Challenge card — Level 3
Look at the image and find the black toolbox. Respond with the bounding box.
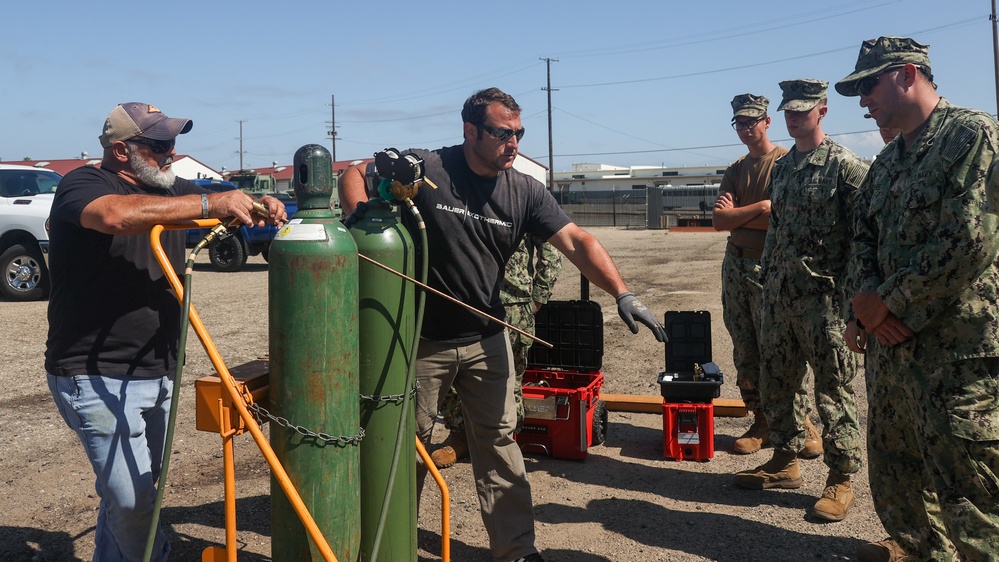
[527,300,603,372]
[519,299,607,460]
[657,310,723,403]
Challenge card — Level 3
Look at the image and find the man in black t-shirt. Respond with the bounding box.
[45,102,286,562]
[340,88,665,562]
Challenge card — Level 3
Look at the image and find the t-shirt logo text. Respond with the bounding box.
[436,204,513,228]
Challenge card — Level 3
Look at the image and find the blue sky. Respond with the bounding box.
[1,0,994,174]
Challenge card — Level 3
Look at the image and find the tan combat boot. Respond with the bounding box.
[430,431,469,469]
[732,409,770,454]
[799,415,823,459]
[856,538,911,562]
[813,471,854,521]
[734,449,802,489]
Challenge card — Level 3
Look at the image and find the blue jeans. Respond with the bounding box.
[48,373,173,562]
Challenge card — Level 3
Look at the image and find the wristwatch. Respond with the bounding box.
[201,193,209,219]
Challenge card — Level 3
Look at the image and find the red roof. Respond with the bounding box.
[236,160,373,179]
[333,158,373,174]
[2,155,210,177]
[234,165,294,181]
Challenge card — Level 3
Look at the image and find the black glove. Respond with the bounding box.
[616,292,668,342]
[341,200,369,229]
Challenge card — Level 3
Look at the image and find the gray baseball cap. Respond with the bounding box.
[99,102,193,148]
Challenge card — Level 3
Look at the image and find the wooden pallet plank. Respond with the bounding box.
[601,393,748,417]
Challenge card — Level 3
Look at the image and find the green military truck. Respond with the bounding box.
[227,170,279,197]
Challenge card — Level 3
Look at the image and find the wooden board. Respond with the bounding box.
[601,393,748,418]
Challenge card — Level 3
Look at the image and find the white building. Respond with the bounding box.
[551,162,726,210]
[512,153,549,185]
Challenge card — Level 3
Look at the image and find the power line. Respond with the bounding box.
[557,0,901,59]
[335,60,543,107]
[553,128,882,159]
[560,17,980,89]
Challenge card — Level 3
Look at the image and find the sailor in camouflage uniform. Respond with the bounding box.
[432,234,563,468]
[735,79,867,524]
[838,36,999,562]
[714,94,815,456]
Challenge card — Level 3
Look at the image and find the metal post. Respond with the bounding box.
[992,0,999,116]
[612,186,617,227]
[330,95,338,163]
[236,120,245,171]
[540,57,559,192]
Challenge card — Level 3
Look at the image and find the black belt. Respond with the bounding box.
[726,242,762,260]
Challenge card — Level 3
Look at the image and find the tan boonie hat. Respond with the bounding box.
[731,94,769,121]
[835,36,931,97]
[777,79,829,112]
[99,102,193,148]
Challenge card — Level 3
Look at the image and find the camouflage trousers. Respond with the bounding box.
[721,253,765,411]
[440,302,536,433]
[759,292,862,475]
[866,341,999,561]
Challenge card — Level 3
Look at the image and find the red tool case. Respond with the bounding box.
[516,299,607,460]
[658,310,723,461]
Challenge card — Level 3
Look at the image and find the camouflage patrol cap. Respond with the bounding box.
[835,36,931,97]
[777,79,828,112]
[730,94,769,121]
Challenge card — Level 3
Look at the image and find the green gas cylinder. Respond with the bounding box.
[268,144,360,561]
[349,199,418,561]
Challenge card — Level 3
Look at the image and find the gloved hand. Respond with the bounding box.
[616,292,668,342]
[341,200,369,229]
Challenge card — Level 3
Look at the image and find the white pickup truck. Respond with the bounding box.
[0,164,62,301]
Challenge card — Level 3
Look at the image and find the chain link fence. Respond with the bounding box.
[555,187,717,229]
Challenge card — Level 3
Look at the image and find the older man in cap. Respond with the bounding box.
[46,102,286,561]
[713,94,803,455]
[837,36,999,561]
[734,79,868,524]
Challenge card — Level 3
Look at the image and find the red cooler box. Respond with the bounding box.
[516,300,607,460]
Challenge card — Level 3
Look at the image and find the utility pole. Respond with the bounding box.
[540,57,559,195]
[326,94,339,163]
[992,0,999,116]
[236,119,247,171]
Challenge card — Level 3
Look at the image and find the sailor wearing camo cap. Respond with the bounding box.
[839,36,999,562]
[735,78,867,528]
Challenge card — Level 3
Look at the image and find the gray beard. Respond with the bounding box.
[129,150,176,190]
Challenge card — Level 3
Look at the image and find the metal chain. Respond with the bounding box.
[359,386,418,404]
[248,403,365,446]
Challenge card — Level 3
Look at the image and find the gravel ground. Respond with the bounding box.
[0,227,887,561]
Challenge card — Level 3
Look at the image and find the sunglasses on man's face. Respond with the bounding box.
[856,65,905,97]
[479,123,526,143]
[129,137,176,154]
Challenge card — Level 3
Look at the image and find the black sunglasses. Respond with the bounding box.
[129,137,176,154]
[479,123,525,143]
[856,65,905,97]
